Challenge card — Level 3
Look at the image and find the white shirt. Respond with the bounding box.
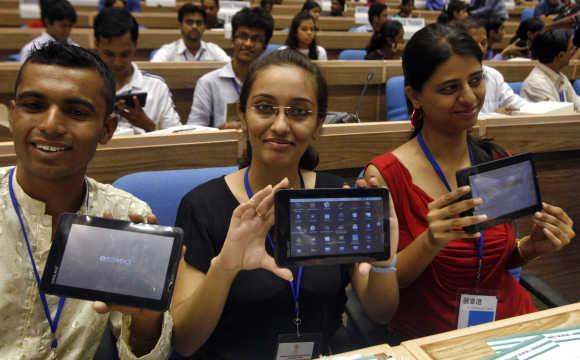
[187,62,241,128]
[151,39,230,62]
[521,62,580,111]
[278,45,328,60]
[116,63,182,135]
[0,166,173,360]
[481,65,530,114]
[351,24,373,32]
[19,32,78,63]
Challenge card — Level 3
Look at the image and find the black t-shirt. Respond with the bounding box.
[175,173,350,360]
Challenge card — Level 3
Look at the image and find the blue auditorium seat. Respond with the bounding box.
[338,49,366,60]
[385,75,408,120]
[507,81,523,95]
[521,8,534,21]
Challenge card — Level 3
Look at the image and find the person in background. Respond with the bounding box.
[281,12,328,60]
[187,7,274,128]
[327,0,346,16]
[260,0,275,14]
[1,41,173,359]
[484,16,505,59]
[437,0,470,25]
[494,18,545,60]
[455,18,530,114]
[398,0,415,18]
[352,2,389,32]
[522,28,580,110]
[202,0,225,29]
[94,9,181,135]
[173,49,399,359]
[470,0,508,21]
[365,20,405,60]
[20,0,77,62]
[100,0,140,12]
[301,0,323,27]
[365,23,574,340]
[534,0,565,21]
[151,4,230,62]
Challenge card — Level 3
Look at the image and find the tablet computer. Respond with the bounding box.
[456,153,542,234]
[115,92,147,108]
[274,188,390,266]
[40,213,183,311]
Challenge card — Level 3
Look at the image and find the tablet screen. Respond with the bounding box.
[54,224,174,300]
[289,196,386,257]
[469,160,538,220]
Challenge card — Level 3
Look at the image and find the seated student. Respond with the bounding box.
[0,42,172,359]
[260,0,275,15]
[365,20,405,60]
[436,0,470,25]
[534,0,565,21]
[172,49,399,359]
[94,9,181,135]
[365,24,574,340]
[99,0,140,12]
[352,3,389,32]
[325,0,346,16]
[492,18,545,60]
[397,0,415,18]
[151,4,230,62]
[521,29,580,111]
[484,16,505,59]
[20,0,77,63]
[455,18,530,114]
[187,7,274,129]
[301,0,323,28]
[280,12,328,60]
[202,0,225,29]
[469,0,508,21]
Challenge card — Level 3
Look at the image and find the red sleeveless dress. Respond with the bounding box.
[369,152,536,339]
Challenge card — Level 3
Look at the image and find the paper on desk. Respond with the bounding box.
[512,101,575,116]
[486,335,577,360]
[142,124,220,135]
[486,325,580,354]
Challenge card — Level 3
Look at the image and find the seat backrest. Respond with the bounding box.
[521,8,534,21]
[263,43,282,56]
[338,49,366,60]
[112,166,237,226]
[574,80,580,95]
[507,81,523,95]
[386,75,409,121]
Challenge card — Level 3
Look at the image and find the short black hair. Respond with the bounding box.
[368,3,387,24]
[531,28,572,64]
[260,0,274,7]
[485,16,504,36]
[103,0,127,8]
[202,0,219,9]
[512,18,544,43]
[178,3,207,24]
[231,7,274,45]
[94,8,139,44]
[574,27,580,48]
[41,0,77,26]
[15,42,116,118]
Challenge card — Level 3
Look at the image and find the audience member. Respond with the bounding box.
[470,0,508,21]
[201,0,225,29]
[187,7,274,128]
[365,23,574,340]
[534,0,565,20]
[172,49,399,359]
[94,9,181,135]
[494,18,545,60]
[456,19,530,114]
[100,0,140,11]
[484,16,505,59]
[352,3,389,32]
[281,12,328,60]
[326,0,346,16]
[301,0,323,25]
[522,28,580,110]
[398,0,415,17]
[437,0,470,25]
[151,4,230,62]
[260,0,275,14]
[365,20,405,60]
[0,42,172,359]
[20,0,77,63]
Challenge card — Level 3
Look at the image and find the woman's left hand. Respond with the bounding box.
[519,202,575,261]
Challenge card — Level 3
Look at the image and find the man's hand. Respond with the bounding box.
[115,96,157,132]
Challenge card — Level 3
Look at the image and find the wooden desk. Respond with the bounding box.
[0,9,94,27]
[401,302,580,359]
[317,343,415,359]
[0,28,93,51]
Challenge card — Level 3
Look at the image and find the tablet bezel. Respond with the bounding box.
[456,152,542,233]
[40,213,183,311]
[274,188,390,266]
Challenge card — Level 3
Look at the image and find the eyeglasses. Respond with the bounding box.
[234,32,266,44]
[251,103,314,120]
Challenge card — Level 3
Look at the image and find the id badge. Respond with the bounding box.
[457,289,498,329]
[275,333,322,360]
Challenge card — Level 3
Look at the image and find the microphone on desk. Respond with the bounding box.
[324,71,375,124]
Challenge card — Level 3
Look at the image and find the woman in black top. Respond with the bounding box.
[171,50,399,359]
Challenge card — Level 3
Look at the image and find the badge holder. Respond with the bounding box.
[456,287,498,329]
[275,319,323,360]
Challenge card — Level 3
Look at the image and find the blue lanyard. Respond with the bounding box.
[417,133,485,287]
[231,78,240,96]
[243,165,305,329]
[8,167,66,349]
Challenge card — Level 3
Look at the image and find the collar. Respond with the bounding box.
[176,38,207,59]
[217,62,239,81]
[117,63,143,94]
[536,62,567,87]
[40,31,74,45]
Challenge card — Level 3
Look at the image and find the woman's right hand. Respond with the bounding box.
[213,178,294,281]
[425,186,488,250]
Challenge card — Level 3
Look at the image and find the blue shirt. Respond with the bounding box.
[470,0,508,20]
[534,0,564,17]
[426,0,446,10]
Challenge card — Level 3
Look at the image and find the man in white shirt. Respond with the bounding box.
[94,9,182,135]
[20,0,78,62]
[151,4,230,62]
[522,28,580,111]
[2,42,172,359]
[187,7,274,128]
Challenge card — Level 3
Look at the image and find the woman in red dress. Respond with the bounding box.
[365,24,575,340]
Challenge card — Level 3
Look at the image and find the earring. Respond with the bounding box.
[410,108,423,129]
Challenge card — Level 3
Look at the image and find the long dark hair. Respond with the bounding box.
[366,20,404,57]
[436,0,469,25]
[285,12,319,60]
[238,49,328,170]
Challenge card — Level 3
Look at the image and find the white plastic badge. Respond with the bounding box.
[457,293,498,329]
[354,7,369,25]
[275,342,314,360]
